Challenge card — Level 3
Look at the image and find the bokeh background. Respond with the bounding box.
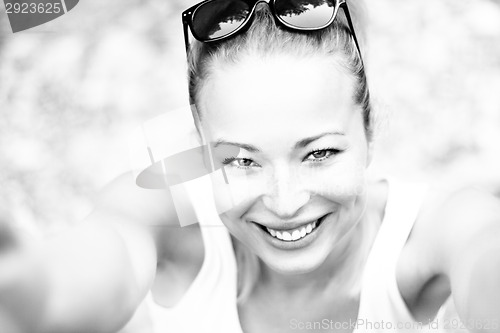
[1,0,500,235]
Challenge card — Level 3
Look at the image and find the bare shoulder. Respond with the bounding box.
[407,181,500,275]
[93,171,204,267]
[94,171,179,227]
[96,172,205,302]
[395,181,500,320]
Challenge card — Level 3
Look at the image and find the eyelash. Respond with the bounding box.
[221,148,341,169]
[222,157,260,169]
[303,148,342,163]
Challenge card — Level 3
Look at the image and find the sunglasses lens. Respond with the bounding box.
[275,0,336,28]
[193,0,251,40]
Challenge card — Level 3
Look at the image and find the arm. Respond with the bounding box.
[1,171,177,333]
[41,216,157,333]
[438,188,500,333]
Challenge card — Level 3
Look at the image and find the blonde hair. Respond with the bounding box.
[187,0,372,139]
[185,0,372,303]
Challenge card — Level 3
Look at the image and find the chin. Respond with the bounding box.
[262,248,332,276]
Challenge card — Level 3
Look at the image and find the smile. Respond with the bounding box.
[254,214,329,243]
[266,220,318,241]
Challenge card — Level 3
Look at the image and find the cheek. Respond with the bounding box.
[323,164,366,198]
[210,169,268,213]
[303,150,368,205]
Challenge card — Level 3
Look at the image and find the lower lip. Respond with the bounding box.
[252,213,331,250]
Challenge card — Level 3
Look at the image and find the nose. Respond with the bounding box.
[262,166,311,219]
[254,1,272,14]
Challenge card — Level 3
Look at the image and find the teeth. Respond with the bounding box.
[267,228,276,237]
[264,219,321,242]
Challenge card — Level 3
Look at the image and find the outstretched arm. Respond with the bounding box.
[439,188,500,333]
[0,171,176,333]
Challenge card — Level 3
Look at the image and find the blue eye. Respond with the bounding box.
[222,157,261,169]
[304,148,341,162]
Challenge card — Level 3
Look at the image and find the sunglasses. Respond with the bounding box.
[182,0,362,59]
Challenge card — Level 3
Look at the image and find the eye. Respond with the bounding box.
[303,148,341,162]
[222,157,261,169]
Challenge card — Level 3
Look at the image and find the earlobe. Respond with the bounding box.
[366,141,374,167]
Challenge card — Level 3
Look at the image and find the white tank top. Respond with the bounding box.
[136,176,464,333]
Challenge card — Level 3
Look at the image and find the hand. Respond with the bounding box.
[0,212,45,333]
[0,213,18,251]
[0,210,28,286]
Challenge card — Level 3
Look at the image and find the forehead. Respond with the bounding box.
[199,54,360,144]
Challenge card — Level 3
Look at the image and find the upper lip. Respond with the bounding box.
[251,213,329,231]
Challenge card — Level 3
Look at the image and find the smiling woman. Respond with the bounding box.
[171,0,393,329]
[201,54,371,284]
[187,0,374,301]
[1,1,500,333]
[156,0,500,332]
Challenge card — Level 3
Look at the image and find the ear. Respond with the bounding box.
[366,140,374,167]
[190,103,206,145]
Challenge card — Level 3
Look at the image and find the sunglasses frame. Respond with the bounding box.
[182,0,362,60]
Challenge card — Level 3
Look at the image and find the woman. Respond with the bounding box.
[1,0,500,332]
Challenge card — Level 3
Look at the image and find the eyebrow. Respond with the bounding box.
[294,131,345,149]
[213,140,260,153]
[213,132,344,153]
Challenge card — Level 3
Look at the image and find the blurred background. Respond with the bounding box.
[0,0,500,234]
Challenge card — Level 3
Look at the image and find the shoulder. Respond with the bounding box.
[93,171,206,309]
[95,171,179,227]
[394,181,500,319]
[407,181,500,276]
[95,171,204,266]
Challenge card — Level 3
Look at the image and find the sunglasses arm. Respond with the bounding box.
[183,20,191,56]
[342,3,364,66]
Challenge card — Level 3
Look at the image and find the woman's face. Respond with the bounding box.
[198,53,372,275]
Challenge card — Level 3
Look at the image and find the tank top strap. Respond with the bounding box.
[356,177,430,332]
[366,177,429,271]
[143,174,242,333]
